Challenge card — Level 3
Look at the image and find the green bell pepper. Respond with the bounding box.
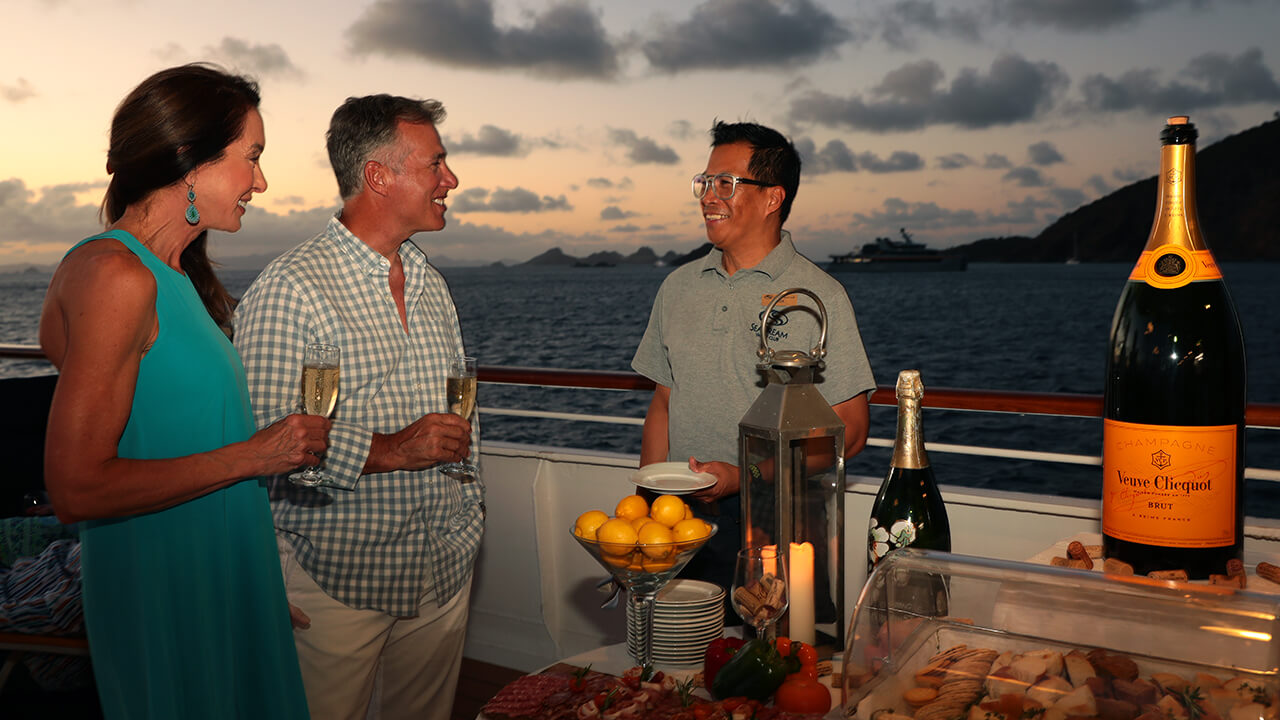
[710,638,798,701]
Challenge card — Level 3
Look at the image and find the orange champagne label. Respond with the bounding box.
[1103,419,1236,548]
[1128,246,1222,289]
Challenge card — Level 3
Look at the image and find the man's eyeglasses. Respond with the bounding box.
[691,172,778,200]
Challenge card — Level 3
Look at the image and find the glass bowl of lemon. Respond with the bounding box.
[572,493,718,669]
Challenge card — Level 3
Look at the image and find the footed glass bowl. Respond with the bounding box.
[572,522,718,669]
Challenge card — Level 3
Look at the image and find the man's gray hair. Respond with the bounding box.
[326,95,446,199]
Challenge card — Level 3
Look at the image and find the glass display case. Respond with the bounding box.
[843,549,1280,720]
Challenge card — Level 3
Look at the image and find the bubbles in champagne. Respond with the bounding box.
[301,365,339,417]
[448,376,477,420]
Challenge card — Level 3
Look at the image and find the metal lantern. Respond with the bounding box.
[739,288,846,651]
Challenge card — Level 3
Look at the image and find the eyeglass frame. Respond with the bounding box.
[691,172,779,200]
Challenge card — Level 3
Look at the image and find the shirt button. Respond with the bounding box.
[721,306,728,312]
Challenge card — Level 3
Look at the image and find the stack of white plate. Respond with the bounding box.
[626,579,725,666]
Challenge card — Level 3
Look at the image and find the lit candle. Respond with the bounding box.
[789,542,815,645]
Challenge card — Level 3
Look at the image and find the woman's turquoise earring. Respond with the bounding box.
[185,184,200,225]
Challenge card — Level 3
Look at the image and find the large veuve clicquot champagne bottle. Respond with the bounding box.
[868,370,951,575]
[1103,116,1246,579]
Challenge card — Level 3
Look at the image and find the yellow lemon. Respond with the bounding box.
[683,503,694,521]
[595,518,638,555]
[575,510,610,538]
[615,494,649,521]
[672,518,710,544]
[649,494,686,528]
[630,516,654,532]
[637,522,675,560]
[643,556,676,572]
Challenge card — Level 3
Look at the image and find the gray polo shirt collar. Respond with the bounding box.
[698,230,798,280]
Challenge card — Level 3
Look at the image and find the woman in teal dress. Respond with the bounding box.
[38,65,330,719]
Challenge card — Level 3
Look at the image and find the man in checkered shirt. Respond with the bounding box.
[233,95,482,720]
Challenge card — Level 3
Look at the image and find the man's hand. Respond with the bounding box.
[367,413,471,473]
[289,602,311,630]
[688,457,739,503]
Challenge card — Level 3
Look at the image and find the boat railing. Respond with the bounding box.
[5,344,1278,482]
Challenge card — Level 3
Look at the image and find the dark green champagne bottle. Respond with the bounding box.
[1103,116,1246,579]
[867,370,951,575]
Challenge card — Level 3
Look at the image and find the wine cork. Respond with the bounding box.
[1256,561,1280,584]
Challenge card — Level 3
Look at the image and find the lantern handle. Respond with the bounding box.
[756,287,828,365]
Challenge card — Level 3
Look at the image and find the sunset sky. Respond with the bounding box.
[3,0,1278,267]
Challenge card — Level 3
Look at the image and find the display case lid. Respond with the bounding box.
[844,549,1280,718]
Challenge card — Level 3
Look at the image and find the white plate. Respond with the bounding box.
[630,462,715,494]
[656,579,725,604]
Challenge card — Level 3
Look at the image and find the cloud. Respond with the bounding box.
[856,150,924,173]
[875,0,982,50]
[790,54,1068,132]
[608,129,680,165]
[983,153,1013,169]
[347,0,619,80]
[1027,141,1064,166]
[205,37,304,79]
[1086,174,1113,196]
[450,186,573,213]
[989,0,1152,32]
[1080,47,1280,114]
[600,206,637,220]
[668,120,697,141]
[796,138,856,174]
[1113,165,1148,183]
[2,78,37,103]
[795,138,922,174]
[850,197,982,231]
[1002,166,1048,187]
[1049,187,1087,210]
[0,179,104,258]
[585,177,632,190]
[609,223,642,233]
[641,0,850,73]
[987,194,1056,225]
[448,125,550,157]
[936,153,974,170]
[272,195,309,206]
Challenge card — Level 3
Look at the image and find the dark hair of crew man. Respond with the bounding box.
[710,121,802,225]
[327,94,447,200]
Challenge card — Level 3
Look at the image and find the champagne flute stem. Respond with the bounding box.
[629,590,657,673]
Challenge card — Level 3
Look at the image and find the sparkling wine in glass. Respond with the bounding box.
[732,546,789,639]
[440,355,478,481]
[289,343,340,487]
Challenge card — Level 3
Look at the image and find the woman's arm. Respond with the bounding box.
[41,244,327,524]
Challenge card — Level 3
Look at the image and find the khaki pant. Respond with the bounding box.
[279,538,471,720]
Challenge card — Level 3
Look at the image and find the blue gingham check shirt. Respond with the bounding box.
[233,215,484,616]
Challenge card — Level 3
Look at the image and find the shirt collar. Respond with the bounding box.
[326,214,428,277]
[699,230,797,280]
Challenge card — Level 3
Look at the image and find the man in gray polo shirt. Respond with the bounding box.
[631,121,876,601]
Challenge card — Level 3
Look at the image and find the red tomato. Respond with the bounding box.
[795,643,818,668]
[773,676,831,715]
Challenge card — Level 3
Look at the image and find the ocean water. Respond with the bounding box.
[5,262,1279,515]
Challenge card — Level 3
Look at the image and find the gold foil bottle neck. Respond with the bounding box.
[892,369,930,470]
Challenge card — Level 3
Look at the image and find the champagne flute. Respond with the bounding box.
[289,343,340,487]
[732,546,789,640]
[440,355,478,480]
